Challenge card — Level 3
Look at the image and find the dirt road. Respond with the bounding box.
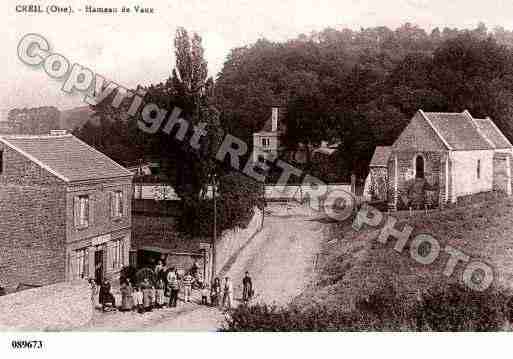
[85,204,326,331]
[224,204,325,306]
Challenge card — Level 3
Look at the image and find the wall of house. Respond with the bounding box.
[451,150,494,199]
[369,167,388,201]
[0,145,67,290]
[492,151,512,195]
[253,132,280,161]
[65,178,132,281]
[392,111,447,151]
[439,153,450,206]
[388,151,442,209]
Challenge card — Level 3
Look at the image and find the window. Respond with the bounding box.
[262,138,270,148]
[111,190,124,218]
[73,248,88,279]
[0,150,3,174]
[74,195,90,228]
[415,155,425,179]
[110,240,124,270]
[477,159,481,179]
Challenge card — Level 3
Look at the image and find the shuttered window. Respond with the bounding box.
[70,248,88,280]
[110,240,123,270]
[74,195,90,228]
[111,190,124,218]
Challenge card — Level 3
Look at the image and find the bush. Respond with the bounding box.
[414,284,508,331]
[222,283,510,331]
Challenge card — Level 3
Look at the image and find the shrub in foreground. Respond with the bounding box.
[222,284,510,331]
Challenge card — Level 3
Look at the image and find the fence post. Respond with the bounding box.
[351,173,356,195]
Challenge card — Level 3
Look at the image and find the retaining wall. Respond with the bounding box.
[215,207,263,276]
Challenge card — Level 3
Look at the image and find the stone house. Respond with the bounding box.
[0,132,133,290]
[252,106,340,167]
[253,106,286,162]
[368,110,512,210]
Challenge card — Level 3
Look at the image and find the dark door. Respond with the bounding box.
[94,249,104,284]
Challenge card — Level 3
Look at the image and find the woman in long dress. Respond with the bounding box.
[155,279,165,308]
[211,277,221,307]
[222,277,234,309]
[120,280,134,311]
[88,279,98,310]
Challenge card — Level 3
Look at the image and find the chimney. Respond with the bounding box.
[271,107,278,132]
[49,129,67,136]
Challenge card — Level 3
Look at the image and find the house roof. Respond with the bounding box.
[473,117,513,149]
[420,111,493,150]
[0,134,132,183]
[369,146,392,167]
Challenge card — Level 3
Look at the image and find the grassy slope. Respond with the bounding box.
[295,195,513,311]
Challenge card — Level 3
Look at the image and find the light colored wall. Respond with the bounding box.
[215,207,263,277]
[253,132,280,161]
[451,150,494,199]
[0,280,92,330]
[265,184,351,200]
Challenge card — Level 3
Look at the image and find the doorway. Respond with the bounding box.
[94,249,104,284]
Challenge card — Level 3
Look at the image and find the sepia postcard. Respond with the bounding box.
[2,0,513,357]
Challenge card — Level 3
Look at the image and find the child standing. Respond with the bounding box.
[141,278,153,312]
[133,286,144,314]
[182,272,194,303]
[155,279,165,309]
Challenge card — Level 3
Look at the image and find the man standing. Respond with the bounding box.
[182,271,194,303]
[242,271,253,303]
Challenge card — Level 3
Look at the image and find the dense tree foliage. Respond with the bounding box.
[73,22,513,232]
[215,23,513,179]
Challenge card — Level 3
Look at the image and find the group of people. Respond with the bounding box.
[207,271,253,308]
[90,263,254,313]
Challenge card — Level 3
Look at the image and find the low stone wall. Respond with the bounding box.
[215,207,263,276]
[0,280,92,330]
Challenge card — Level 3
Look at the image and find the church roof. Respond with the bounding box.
[473,117,513,149]
[369,146,392,167]
[420,111,493,151]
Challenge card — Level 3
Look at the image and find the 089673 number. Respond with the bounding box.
[11,340,43,350]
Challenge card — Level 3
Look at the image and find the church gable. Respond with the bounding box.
[393,111,447,152]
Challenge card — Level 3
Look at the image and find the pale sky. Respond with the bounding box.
[2,0,513,115]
